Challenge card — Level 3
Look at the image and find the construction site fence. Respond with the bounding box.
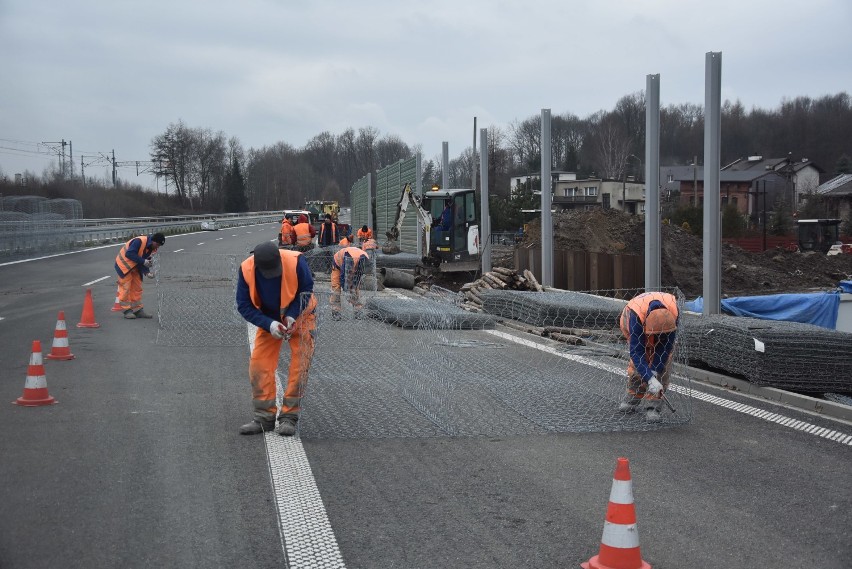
[0,212,281,260]
[515,248,644,293]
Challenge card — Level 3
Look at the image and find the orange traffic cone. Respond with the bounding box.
[111,284,122,312]
[46,311,75,360]
[582,457,651,569]
[13,340,57,406]
[77,288,100,328]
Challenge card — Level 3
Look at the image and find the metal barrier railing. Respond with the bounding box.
[0,212,281,259]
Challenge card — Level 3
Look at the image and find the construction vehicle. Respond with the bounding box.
[304,200,339,224]
[796,219,844,254]
[384,183,480,273]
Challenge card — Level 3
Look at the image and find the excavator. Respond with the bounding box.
[384,182,480,274]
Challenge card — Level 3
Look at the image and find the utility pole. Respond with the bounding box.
[69,141,73,179]
[112,149,116,187]
[693,155,698,207]
[81,155,85,187]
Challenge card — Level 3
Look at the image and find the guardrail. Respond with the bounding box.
[0,212,281,260]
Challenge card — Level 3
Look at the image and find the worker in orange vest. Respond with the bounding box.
[361,236,378,260]
[318,214,338,248]
[293,214,316,252]
[618,291,679,422]
[279,217,296,248]
[235,241,316,436]
[331,246,371,319]
[356,225,373,245]
[114,232,165,319]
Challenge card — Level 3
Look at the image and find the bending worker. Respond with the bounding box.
[618,291,679,422]
[331,245,370,318]
[356,225,373,245]
[236,241,316,436]
[114,232,165,319]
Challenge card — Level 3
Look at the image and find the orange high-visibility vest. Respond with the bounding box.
[115,235,150,276]
[280,220,296,245]
[339,236,351,247]
[294,223,313,246]
[357,227,373,241]
[333,246,369,269]
[240,250,301,312]
[362,238,377,251]
[620,292,679,374]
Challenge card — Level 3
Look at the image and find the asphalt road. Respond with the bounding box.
[1,225,850,569]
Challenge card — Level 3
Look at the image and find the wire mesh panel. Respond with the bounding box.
[295,288,691,439]
[154,251,246,347]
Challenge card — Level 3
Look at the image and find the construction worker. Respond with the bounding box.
[361,236,378,260]
[338,234,352,247]
[330,246,370,319]
[356,225,373,244]
[293,214,316,252]
[114,232,165,320]
[235,241,316,436]
[318,213,338,248]
[279,216,296,248]
[618,291,679,422]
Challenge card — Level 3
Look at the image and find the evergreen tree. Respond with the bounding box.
[223,158,248,213]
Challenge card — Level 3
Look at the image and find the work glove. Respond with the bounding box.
[144,258,153,268]
[283,316,296,339]
[268,321,286,340]
[646,375,663,395]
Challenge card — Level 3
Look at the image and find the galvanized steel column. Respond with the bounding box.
[540,109,553,287]
[645,74,661,290]
[416,153,423,258]
[703,52,722,315]
[367,172,373,232]
[480,128,491,273]
[442,142,449,191]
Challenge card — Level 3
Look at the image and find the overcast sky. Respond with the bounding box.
[1,0,850,190]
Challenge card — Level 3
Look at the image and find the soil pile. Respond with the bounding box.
[517,209,852,298]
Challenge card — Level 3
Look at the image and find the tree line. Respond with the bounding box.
[6,91,849,221]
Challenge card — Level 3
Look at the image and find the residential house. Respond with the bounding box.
[815,173,852,221]
[660,163,789,227]
[722,155,823,208]
[511,171,646,214]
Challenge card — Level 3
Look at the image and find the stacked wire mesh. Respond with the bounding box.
[680,313,852,392]
[154,251,246,347]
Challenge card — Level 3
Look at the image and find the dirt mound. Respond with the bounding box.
[520,210,852,298]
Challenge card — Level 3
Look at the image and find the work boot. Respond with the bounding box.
[123,309,136,320]
[275,416,297,437]
[133,308,153,319]
[239,419,275,435]
[644,400,663,422]
[331,311,342,321]
[617,393,639,413]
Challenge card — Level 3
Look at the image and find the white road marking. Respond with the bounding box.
[216,237,223,240]
[197,242,205,245]
[173,249,185,253]
[82,275,111,286]
[246,324,346,568]
[487,329,852,447]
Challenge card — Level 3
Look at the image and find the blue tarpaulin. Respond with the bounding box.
[839,280,852,293]
[685,292,840,329]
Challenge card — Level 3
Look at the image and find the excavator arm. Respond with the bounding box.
[383,183,433,254]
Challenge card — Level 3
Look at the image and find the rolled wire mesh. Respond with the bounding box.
[295,287,691,439]
[680,313,852,392]
[154,251,246,347]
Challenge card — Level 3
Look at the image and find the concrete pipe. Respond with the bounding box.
[380,267,416,289]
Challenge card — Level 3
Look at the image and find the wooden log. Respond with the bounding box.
[549,333,585,345]
[523,269,543,292]
[493,267,516,277]
[499,319,545,336]
[488,271,514,284]
[482,273,505,289]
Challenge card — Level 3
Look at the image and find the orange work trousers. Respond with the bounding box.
[249,309,316,423]
[117,270,144,312]
[330,267,362,313]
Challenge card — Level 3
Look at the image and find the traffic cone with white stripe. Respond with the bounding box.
[13,340,57,406]
[46,311,75,360]
[581,457,651,569]
[111,284,122,312]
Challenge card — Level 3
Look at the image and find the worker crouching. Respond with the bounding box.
[330,246,370,319]
[618,291,679,422]
[236,241,317,436]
